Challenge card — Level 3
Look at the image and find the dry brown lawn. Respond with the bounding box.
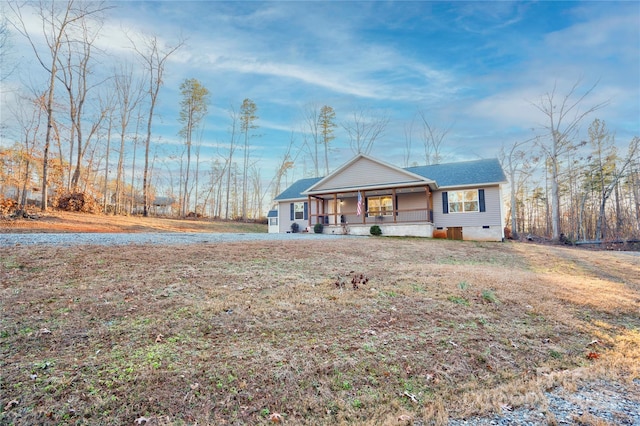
[1,216,639,425]
[0,211,267,234]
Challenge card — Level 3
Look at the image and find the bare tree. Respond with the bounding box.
[113,63,143,214]
[129,113,143,213]
[8,0,109,210]
[342,107,389,155]
[56,15,108,191]
[130,33,183,216]
[301,103,322,176]
[418,110,450,165]
[0,13,12,151]
[499,137,538,238]
[629,157,640,236]
[101,94,114,210]
[11,93,45,212]
[223,104,240,219]
[198,157,222,218]
[585,119,640,240]
[319,105,336,175]
[272,133,297,202]
[532,79,608,240]
[240,98,258,220]
[249,164,262,218]
[178,78,210,216]
[402,119,415,167]
[0,12,17,84]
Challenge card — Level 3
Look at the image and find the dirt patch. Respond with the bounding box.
[1,238,638,425]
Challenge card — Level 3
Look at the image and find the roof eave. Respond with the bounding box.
[274,196,307,202]
[303,180,437,196]
[437,180,507,190]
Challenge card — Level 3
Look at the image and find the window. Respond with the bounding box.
[448,190,479,213]
[289,202,308,220]
[269,217,278,226]
[367,195,393,216]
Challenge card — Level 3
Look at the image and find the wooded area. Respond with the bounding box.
[1,1,638,242]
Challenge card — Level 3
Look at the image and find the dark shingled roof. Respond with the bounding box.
[405,158,506,188]
[273,177,323,201]
[274,158,507,200]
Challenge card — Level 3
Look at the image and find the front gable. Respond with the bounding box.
[305,155,433,195]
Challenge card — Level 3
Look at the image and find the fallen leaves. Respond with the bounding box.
[4,399,19,410]
[333,271,369,290]
[269,412,283,423]
[398,413,412,423]
[402,391,419,403]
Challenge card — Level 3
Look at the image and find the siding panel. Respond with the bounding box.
[315,157,422,191]
[433,186,502,227]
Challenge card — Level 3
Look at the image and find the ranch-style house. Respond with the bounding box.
[270,154,508,242]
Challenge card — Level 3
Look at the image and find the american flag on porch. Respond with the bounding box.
[356,191,363,216]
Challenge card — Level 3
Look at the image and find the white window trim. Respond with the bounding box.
[367,195,393,217]
[294,202,305,220]
[448,190,479,213]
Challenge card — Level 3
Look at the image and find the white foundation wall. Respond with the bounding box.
[459,226,504,242]
[323,223,434,237]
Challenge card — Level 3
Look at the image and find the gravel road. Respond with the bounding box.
[0,232,351,247]
[446,379,640,425]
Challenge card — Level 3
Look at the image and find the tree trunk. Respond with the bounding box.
[183,141,191,216]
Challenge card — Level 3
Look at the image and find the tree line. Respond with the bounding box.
[1,1,638,242]
[502,82,639,242]
[0,1,394,220]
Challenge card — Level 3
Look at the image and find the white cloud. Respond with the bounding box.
[2,1,637,174]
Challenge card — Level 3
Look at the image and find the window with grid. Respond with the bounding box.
[367,195,393,216]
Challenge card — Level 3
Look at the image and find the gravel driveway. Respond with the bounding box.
[446,379,640,425]
[0,232,351,247]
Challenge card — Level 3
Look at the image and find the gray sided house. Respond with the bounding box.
[272,154,507,241]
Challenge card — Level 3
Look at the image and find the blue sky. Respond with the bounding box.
[2,1,639,186]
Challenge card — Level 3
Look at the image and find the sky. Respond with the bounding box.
[2,1,639,189]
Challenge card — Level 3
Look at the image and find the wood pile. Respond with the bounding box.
[53,192,102,213]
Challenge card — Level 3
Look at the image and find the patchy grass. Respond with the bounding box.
[1,238,639,425]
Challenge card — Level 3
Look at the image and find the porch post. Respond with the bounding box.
[425,187,433,223]
[392,188,397,223]
[362,191,366,224]
[333,193,338,225]
[308,195,312,228]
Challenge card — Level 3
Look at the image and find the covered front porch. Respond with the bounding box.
[305,185,435,236]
